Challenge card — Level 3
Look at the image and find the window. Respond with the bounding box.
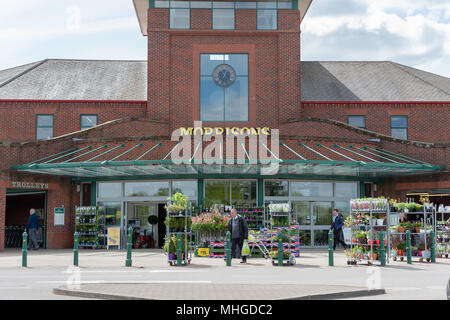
[335,182,358,198]
[124,181,169,197]
[257,9,277,30]
[204,180,256,207]
[80,115,98,130]
[170,7,190,29]
[213,2,235,29]
[391,116,408,140]
[36,115,54,140]
[98,182,122,198]
[200,53,249,121]
[265,180,289,197]
[171,180,197,202]
[290,181,333,197]
[348,115,365,129]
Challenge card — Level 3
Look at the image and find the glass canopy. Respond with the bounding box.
[11,141,445,180]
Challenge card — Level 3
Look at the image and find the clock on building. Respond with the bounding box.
[212,64,236,88]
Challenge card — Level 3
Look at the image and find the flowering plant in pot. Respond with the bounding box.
[397,242,407,256]
[414,221,423,233]
[345,249,359,265]
[166,192,189,214]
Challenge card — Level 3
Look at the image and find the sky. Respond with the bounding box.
[0,0,449,78]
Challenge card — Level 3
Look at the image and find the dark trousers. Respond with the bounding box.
[333,228,346,250]
[27,228,39,250]
[231,238,246,262]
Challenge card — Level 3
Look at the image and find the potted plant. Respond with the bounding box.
[372,247,379,260]
[397,242,406,256]
[406,202,417,213]
[396,203,407,213]
[414,221,423,233]
[166,192,189,214]
[163,235,177,260]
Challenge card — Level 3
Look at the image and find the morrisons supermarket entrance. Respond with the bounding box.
[6,139,446,250]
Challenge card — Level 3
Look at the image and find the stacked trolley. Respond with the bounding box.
[436,206,449,259]
[348,198,390,266]
[267,202,297,266]
[166,201,193,266]
[389,204,436,263]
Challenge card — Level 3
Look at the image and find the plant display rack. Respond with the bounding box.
[389,204,436,263]
[436,218,449,258]
[238,206,265,230]
[348,198,390,266]
[166,200,193,266]
[268,202,297,266]
[75,206,106,249]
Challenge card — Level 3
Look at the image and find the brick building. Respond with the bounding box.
[0,0,448,250]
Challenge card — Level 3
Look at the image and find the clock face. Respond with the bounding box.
[213,64,236,88]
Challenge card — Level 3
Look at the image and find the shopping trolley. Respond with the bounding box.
[248,230,271,259]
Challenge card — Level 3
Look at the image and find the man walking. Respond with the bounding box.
[26,208,40,250]
[228,208,249,263]
[330,209,347,250]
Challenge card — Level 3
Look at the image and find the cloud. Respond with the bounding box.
[302,0,450,77]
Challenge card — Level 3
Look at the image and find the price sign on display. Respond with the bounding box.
[107,227,121,249]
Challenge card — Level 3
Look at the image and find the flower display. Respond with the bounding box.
[191,211,230,233]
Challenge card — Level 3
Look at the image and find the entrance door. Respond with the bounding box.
[124,202,165,249]
[292,201,332,247]
[5,191,47,249]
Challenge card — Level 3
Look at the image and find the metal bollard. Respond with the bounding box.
[406,230,412,264]
[328,230,334,266]
[430,230,435,263]
[379,231,386,266]
[226,231,231,267]
[278,233,283,267]
[22,231,28,267]
[177,232,182,267]
[125,226,132,267]
[73,232,79,267]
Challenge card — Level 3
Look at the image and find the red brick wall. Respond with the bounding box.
[0,100,147,142]
[302,102,450,143]
[147,8,302,130]
[0,186,5,251]
[0,172,74,251]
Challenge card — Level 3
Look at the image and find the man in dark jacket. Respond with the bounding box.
[26,208,40,250]
[228,208,249,263]
[330,209,347,250]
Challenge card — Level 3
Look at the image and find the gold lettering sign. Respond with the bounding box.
[179,127,270,136]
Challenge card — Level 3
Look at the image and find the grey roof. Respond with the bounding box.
[1,59,449,102]
[0,59,147,101]
[301,61,450,101]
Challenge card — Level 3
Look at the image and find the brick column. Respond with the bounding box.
[148,9,171,122]
[278,10,301,122]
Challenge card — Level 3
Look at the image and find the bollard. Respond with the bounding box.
[177,232,182,267]
[73,232,79,267]
[125,226,133,267]
[430,230,435,263]
[278,233,283,267]
[328,230,334,266]
[22,231,28,268]
[226,231,231,267]
[379,231,386,266]
[406,230,412,264]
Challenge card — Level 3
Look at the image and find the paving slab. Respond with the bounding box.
[53,283,385,300]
